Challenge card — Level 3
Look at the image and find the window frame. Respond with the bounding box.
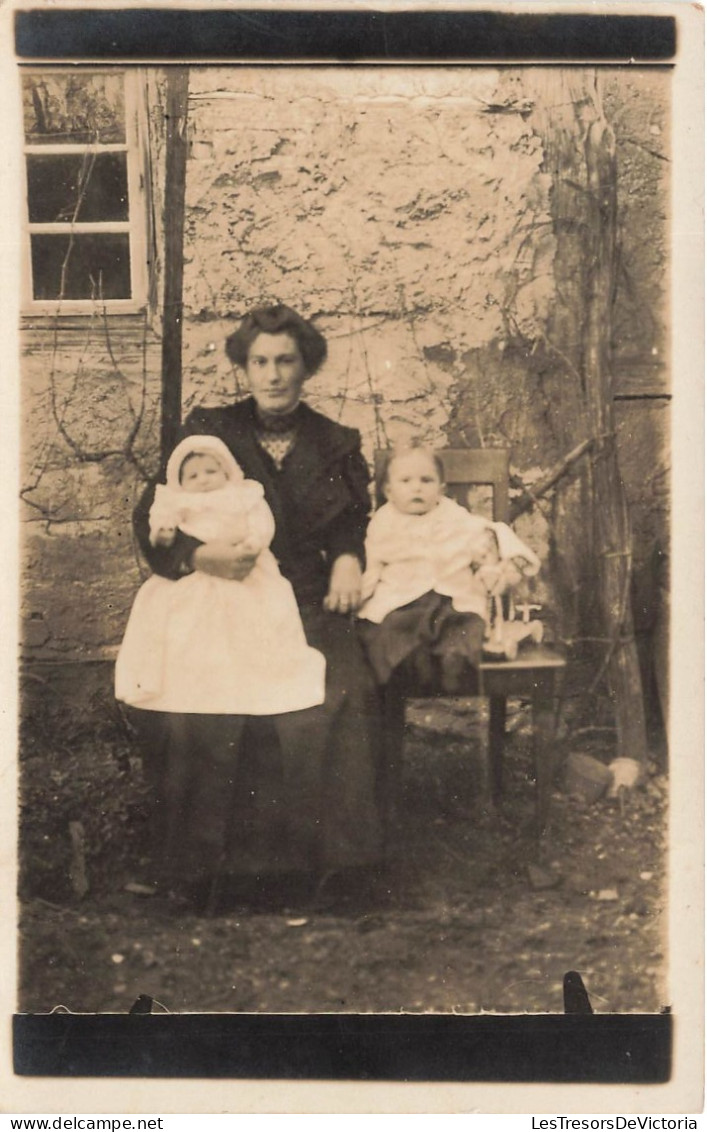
[21,67,149,316]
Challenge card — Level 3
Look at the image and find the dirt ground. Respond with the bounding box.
[17,665,668,1016]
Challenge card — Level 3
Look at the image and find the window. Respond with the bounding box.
[22,68,149,313]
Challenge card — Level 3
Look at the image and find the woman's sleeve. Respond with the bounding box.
[132,409,215,579]
[324,447,372,566]
[134,479,202,580]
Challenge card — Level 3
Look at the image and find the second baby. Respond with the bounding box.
[357,446,540,691]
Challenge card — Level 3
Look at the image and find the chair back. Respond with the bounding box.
[374,447,510,523]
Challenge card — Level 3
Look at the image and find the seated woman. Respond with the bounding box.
[130,304,384,907]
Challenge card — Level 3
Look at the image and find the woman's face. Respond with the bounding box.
[244,332,309,415]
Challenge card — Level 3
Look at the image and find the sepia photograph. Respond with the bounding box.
[3,0,703,1110]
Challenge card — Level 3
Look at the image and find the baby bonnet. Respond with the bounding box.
[166,434,245,490]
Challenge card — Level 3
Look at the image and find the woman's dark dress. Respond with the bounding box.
[131,398,384,884]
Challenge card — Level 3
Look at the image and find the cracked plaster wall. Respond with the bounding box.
[21,326,164,658]
[182,68,555,457]
[181,67,669,636]
[181,67,558,613]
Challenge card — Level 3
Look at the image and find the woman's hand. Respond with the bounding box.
[192,540,258,581]
[324,554,363,614]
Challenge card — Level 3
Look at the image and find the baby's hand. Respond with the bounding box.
[153,526,176,547]
[192,541,258,581]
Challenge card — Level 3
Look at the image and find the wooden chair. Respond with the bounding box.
[372,448,566,839]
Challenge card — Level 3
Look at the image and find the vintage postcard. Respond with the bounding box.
[1,0,703,1115]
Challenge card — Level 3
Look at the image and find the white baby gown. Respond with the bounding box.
[357,495,541,625]
[115,436,326,715]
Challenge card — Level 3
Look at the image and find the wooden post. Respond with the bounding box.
[160,67,190,464]
[525,71,595,641]
[527,70,649,765]
[583,100,648,766]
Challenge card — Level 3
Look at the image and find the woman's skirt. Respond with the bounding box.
[130,605,384,885]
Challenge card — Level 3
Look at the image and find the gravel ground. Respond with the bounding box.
[18,673,668,1016]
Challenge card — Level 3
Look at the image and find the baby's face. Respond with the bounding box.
[180,453,228,493]
[384,451,443,515]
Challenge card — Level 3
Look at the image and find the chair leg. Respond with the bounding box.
[489,694,507,806]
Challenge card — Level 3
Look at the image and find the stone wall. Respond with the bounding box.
[20,321,163,658]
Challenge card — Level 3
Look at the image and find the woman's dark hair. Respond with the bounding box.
[225,304,328,375]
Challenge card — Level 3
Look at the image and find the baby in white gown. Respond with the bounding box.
[115,435,326,715]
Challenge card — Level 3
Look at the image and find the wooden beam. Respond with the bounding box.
[509,438,593,522]
[160,67,189,465]
[584,103,648,766]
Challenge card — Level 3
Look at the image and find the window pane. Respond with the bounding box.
[30,233,131,300]
[27,153,129,223]
[22,73,126,145]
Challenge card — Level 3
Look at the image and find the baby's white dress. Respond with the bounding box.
[115,437,326,715]
[357,496,540,624]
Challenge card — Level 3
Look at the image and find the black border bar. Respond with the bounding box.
[15,9,676,62]
[15,1013,672,1082]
